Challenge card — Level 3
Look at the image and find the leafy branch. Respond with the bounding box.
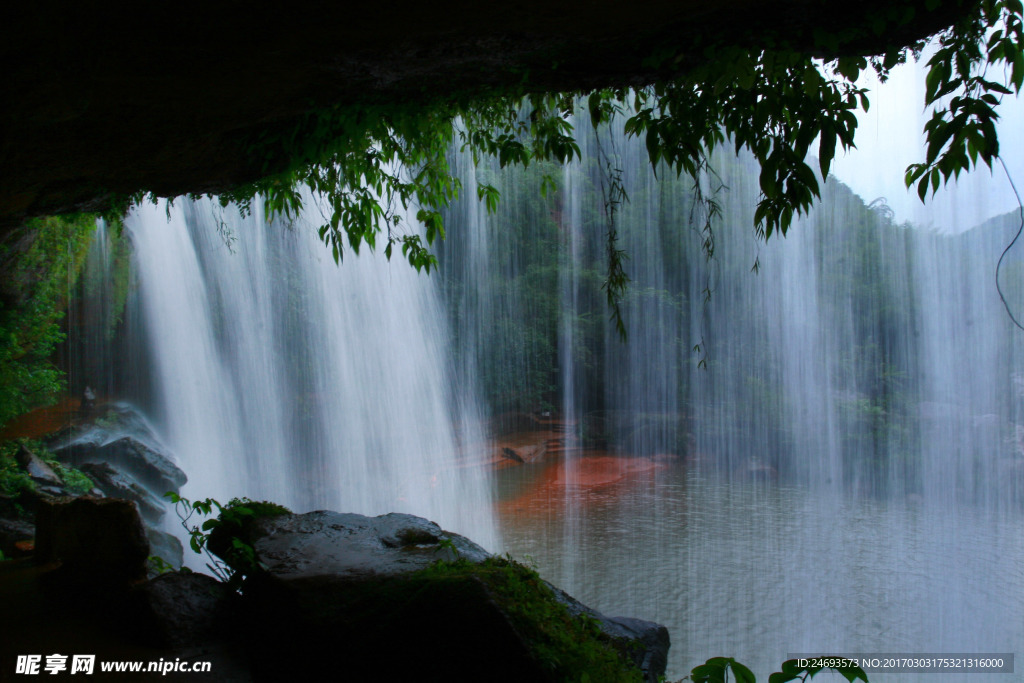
[905,0,1024,198]
[682,656,868,683]
[593,126,631,340]
[103,3,1023,332]
[164,493,291,592]
[165,493,230,582]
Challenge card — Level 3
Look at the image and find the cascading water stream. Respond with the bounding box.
[123,197,497,550]
[76,95,1024,680]
[449,117,1024,679]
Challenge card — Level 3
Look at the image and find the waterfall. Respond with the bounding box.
[450,120,1024,678]
[460,130,1024,508]
[77,103,1023,678]
[122,197,496,549]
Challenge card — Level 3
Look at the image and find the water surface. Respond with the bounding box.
[496,455,1024,681]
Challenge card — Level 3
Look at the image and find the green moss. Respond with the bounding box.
[0,438,94,499]
[49,462,93,495]
[0,451,33,498]
[222,497,292,519]
[422,557,645,682]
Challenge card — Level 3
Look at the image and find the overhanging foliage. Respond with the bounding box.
[111,0,1023,326]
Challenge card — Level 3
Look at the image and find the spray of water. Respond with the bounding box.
[124,197,497,549]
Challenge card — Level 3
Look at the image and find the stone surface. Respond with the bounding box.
[605,617,671,682]
[130,571,234,648]
[147,528,185,571]
[4,503,668,680]
[78,462,166,522]
[234,511,667,682]
[14,444,63,487]
[0,517,35,557]
[34,497,149,590]
[54,436,186,496]
[233,511,490,581]
[546,581,670,682]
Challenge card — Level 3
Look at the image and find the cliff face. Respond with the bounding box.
[1,0,974,226]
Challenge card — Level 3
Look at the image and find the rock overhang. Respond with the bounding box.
[0,0,977,227]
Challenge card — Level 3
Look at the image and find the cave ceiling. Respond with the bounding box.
[0,0,976,227]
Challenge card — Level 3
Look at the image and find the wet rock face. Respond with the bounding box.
[14,445,63,487]
[0,406,187,580]
[59,437,187,495]
[77,462,166,523]
[605,616,671,677]
[44,403,187,533]
[48,404,187,496]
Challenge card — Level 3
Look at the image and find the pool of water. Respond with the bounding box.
[494,454,1024,681]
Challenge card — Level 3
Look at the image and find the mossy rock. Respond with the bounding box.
[234,511,663,682]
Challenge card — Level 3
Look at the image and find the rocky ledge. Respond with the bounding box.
[1,499,668,682]
[0,404,188,569]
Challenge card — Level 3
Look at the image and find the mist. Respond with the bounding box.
[831,55,1024,232]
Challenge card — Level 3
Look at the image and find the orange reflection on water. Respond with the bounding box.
[496,452,668,520]
[0,396,82,440]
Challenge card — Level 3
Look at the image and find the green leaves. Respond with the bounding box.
[690,657,756,683]
[613,45,868,241]
[477,183,501,213]
[165,492,223,557]
[685,656,868,683]
[818,123,838,181]
[767,658,868,683]
[905,0,1023,200]
[165,493,290,590]
[93,0,1019,336]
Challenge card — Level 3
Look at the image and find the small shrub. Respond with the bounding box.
[50,462,93,495]
[0,446,34,498]
[165,493,291,591]
[147,555,176,576]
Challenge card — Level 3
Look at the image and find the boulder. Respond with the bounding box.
[54,437,186,496]
[34,497,149,591]
[129,571,234,648]
[0,517,34,557]
[501,446,526,463]
[78,463,166,522]
[14,444,63,487]
[147,528,184,571]
[544,582,670,681]
[8,502,668,681]
[600,617,670,680]
[231,511,667,682]
[237,511,489,579]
